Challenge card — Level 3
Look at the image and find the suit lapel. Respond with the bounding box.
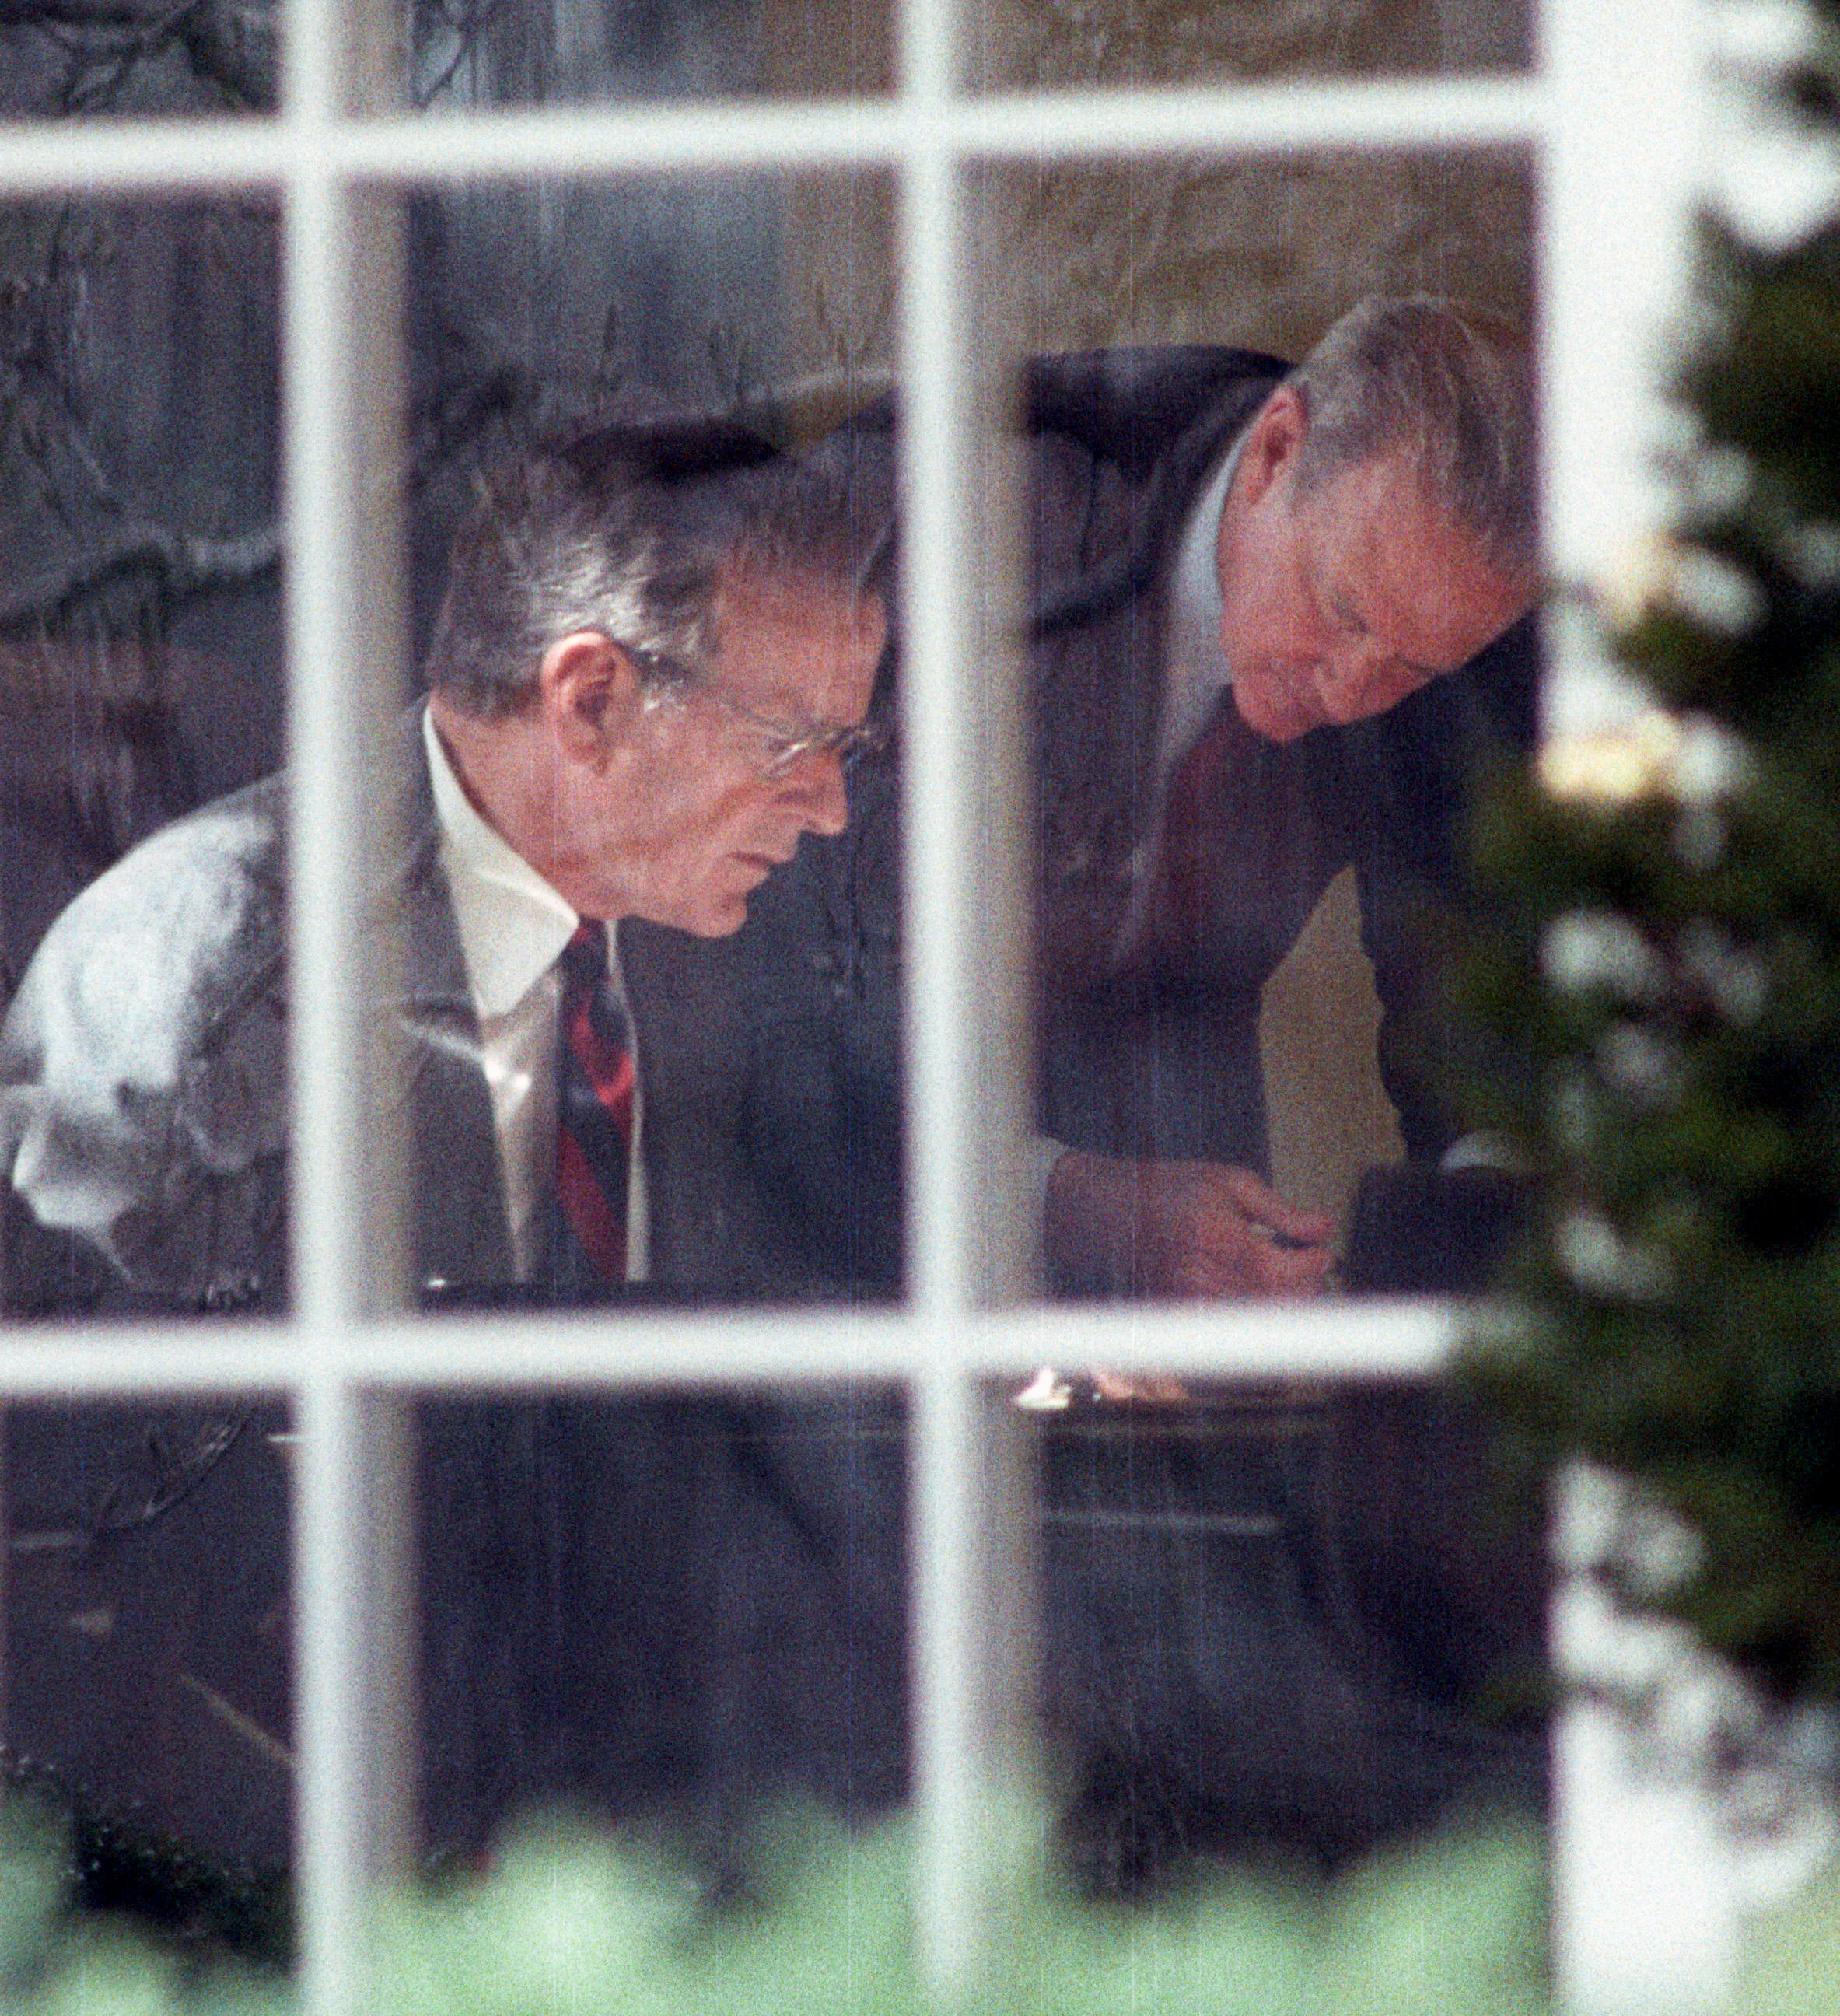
[619,917,765,1297]
[366,716,516,1293]
[1031,357,1282,991]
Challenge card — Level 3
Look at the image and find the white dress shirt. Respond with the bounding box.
[422,708,649,1282]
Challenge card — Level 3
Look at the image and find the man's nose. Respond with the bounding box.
[786,748,850,835]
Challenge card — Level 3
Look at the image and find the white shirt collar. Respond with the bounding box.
[422,705,585,1019]
[1159,429,1244,782]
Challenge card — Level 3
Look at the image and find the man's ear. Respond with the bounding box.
[538,631,641,763]
[1237,382,1308,508]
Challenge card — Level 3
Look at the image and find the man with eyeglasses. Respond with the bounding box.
[775,298,1545,1875]
[0,420,889,1309]
[0,420,911,1867]
[412,434,888,1300]
[1024,297,1538,1300]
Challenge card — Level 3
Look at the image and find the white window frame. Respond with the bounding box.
[0,0,1749,2009]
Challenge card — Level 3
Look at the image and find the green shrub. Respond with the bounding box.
[0,1790,1559,2016]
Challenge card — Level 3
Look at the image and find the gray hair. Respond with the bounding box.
[423,429,888,719]
[1289,296,1537,579]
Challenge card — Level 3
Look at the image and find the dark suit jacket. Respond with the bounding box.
[0,715,817,1312]
[811,347,1534,1214]
[797,353,1547,1857]
[1020,345,1537,1180]
[0,719,911,1866]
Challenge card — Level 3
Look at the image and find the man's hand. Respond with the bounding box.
[1046,1150,1335,1298]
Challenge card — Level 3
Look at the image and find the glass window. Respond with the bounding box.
[962,148,1547,1869]
[0,6,276,116]
[971,0,1530,95]
[971,148,1535,1302]
[0,0,1738,1997]
[5,1397,295,1864]
[399,170,903,1311]
[0,197,285,1321]
[412,0,892,107]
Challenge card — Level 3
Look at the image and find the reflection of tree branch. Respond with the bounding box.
[412,0,504,107]
[0,519,279,629]
[167,0,274,104]
[410,353,535,491]
[0,0,276,107]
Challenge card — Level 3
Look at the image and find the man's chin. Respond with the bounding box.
[658,856,783,936]
[1230,680,1317,744]
[626,886,750,938]
[681,898,750,938]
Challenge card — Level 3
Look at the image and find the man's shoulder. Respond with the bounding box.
[2,775,287,1069]
[0,773,293,1302]
[45,775,285,940]
[1023,345,1287,475]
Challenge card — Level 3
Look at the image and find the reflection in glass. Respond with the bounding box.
[1041,1386,1547,1880]
[0,176,903,1321]
[5,1400,296,1881]
[962,150,1548,1874]
[0,1,275,116]
[973,150,1535,1290]
[419,1390,909,1857]
[971,0,1529,93]
[413,0,890,108]
[0,199,285,1319]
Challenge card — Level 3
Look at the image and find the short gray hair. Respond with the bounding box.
[1289,296,1536,579]
[423,425,888,719]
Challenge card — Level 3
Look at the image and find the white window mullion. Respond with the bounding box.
[0,1298,1454,1394]
[897,0,1045,1976]
[291,1377,418,2014]
[0,81,1544,197]
[909,1364,1041,1998]
[1536,0,1705,759]
[1537,1,1726,2007]
[283,0,414,1952]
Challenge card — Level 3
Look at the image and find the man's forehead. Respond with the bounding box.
[710,563,886,718]
[1312,443,1442,528]
[1316,452,1503,574]
[712,559,880,633]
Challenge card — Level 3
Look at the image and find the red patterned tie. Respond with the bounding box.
[1126,697,1238,973]
[554,919,635,1287]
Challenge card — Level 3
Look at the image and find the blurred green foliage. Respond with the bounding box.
[1457,0,1840,1706]
[0,1790,1559,2016]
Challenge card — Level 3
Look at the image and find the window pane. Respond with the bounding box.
[5,1396,296,1910]
[0,198,285,1321]
[418,1386,908,1856]
[972,147,1535,1298]
[966,149,1546,1871]
[2,1387,914,1913]
[0,3,275,115]
[971,0,1529,93]
[400,171,904,1311]
[1039,1388,1546,1879]
[411,0,890,108]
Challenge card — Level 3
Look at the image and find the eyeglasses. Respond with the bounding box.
[635,649,890,780]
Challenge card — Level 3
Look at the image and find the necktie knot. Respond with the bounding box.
[559,918,609,992]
